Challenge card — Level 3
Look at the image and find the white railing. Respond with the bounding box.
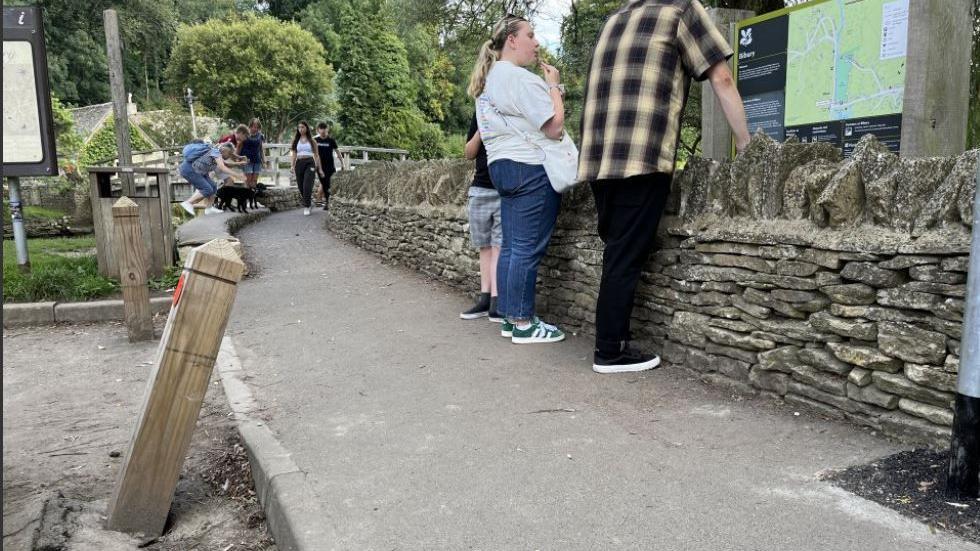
[90,143,410,202]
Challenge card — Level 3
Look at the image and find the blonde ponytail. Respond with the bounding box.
[467,15,529,98]
[467,40,499,98]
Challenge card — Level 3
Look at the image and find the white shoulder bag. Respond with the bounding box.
[482,95,581,194]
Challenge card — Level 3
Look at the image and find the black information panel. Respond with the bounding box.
[3,6,58,176]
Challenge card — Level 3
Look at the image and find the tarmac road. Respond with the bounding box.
[226,210,978,550]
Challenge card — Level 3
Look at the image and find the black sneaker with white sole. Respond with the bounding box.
[460,292,490,319]
[593,348,661,374]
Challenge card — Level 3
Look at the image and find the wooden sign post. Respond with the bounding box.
[107,239,245,536]
[112,197,153,341]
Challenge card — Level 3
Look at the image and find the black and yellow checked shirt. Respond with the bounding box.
[578,0,733,181]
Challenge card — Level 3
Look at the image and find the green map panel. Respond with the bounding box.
[784,0,906,127]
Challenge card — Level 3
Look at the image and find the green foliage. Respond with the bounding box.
[51,96,83,160]
[24,205,69,221]
[49,95,87,191]
[443,133,466,159]
[336,9,433,155]
[261,0,319,20]
[400,24,457,122]
[177,0,244,25]
[2,203,68,223]
[135,105,198,148]
[149,264,182,291]
[166,15,334,139]
[3,237,118,302]
[79,116,152,167]
[298,0,354,69]
[558,0,621,141]
[11,0,173,106]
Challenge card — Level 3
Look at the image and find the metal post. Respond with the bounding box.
[947,159,980,499]
[7,177,30,272]
[185,88,197,138]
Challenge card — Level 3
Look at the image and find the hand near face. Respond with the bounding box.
[539,62,560,86]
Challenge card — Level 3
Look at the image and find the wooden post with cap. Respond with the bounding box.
[112,197,154,341]
[106,239,245,537]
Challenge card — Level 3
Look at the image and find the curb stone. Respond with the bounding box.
[217,337,338,551]
[3,297,172,327]
[2,301,56,325]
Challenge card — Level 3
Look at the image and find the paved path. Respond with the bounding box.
[228,210,977,550]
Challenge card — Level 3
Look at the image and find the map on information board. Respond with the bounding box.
[3,41,44,164]
[735,0,908,157]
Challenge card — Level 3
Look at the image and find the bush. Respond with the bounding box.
[443,133,466,159]
[409,120,449,160]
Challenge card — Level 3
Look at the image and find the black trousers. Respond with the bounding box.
[295,157,317,207]
[591,173,672,357]
[317,170,334,207]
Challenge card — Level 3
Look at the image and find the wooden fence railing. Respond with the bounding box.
[89,144,410,202]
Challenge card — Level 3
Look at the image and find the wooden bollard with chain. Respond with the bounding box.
[111,197,154,341]
[107,239,245,537]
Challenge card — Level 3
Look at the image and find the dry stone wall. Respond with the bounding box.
[328,135,978,447]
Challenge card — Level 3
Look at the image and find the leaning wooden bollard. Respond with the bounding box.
[112,197,154,341]
[107,239,244,537]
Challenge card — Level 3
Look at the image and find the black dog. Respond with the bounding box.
[252,183,269,209]
[214,185,255,213]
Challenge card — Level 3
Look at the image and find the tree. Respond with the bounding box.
[258,0,318,20]
[297,0,361,70]
[332,8,448,157]
[400,24,457,122]
[165,15,334,139]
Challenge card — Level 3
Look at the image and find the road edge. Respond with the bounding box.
[216,337,338,551]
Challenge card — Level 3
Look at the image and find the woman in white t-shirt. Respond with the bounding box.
[290,120,325,216]
[471,14,567,345]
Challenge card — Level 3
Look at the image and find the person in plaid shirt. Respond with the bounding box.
[581,0,751,373]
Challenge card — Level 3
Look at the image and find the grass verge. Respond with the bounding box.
[4,237,180,302]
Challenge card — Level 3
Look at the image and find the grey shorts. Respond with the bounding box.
[467,187,502,248]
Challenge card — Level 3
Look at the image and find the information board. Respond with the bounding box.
[734,0,908,157]
[3,6,57,176]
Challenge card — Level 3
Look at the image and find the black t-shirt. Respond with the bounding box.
[467,116,494,189]
[314,135,338,173]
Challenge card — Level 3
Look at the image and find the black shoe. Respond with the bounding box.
[487,310,504,323]
[460,292,490,319]
[593,347,661,374]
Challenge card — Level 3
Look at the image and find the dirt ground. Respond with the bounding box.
[825,448,980,543]
[2,319,277,551]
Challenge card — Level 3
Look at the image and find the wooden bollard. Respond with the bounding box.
[107,239,245,537]
[112,197,154,341]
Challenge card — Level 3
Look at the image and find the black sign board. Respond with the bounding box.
[3,6,58,176]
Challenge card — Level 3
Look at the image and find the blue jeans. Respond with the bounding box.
[179,162,216,198]
[488,159,561,320]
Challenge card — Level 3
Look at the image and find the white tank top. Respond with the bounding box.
[295,140,314,157]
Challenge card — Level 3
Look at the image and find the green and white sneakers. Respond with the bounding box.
[511,317,565,344]
[501,320,514,338]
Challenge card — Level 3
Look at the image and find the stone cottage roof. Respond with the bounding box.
[69,102,157,149]
[69,102,113,142]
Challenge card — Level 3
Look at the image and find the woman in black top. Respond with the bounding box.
[314,122,340,211]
